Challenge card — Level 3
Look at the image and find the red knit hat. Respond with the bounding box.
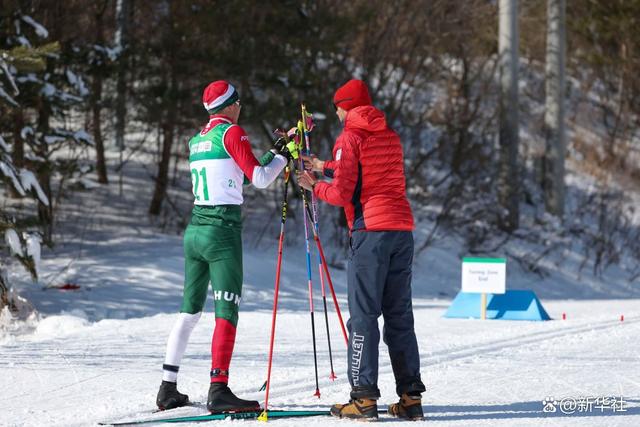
[333,79,372,111]
[202,80,239,113]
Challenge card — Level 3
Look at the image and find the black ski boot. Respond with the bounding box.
[156,380,189,410]
[206,382,260,413]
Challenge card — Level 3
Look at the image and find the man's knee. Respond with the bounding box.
[348,314,379,332]
[214,302,239,327]
[181,298,205,314]
[383,312,415,332]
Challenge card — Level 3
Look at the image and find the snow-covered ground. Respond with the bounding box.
[1,290,639,426]
[2,156,639,426]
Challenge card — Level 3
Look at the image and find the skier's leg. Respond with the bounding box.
[208,253,242,385]
[207,257,258,412]
[199,223,243,385]
[202,225,259,412]
[162,312,202,382]
[162,226,210,381]
[158,312,201,409]
[157,226,209,409]
[381,231,425,397]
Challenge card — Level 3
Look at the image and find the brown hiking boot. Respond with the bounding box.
[330,398,378,421]
[388,393,424,420]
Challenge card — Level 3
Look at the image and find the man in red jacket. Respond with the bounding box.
[298,79,425,421]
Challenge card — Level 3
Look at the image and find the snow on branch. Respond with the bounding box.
[93,44,120,62]
[25,233,41,276]
[0,135,9,152]
[21,16,49,38]
[40,81,82,103]
[0,57,19,96]
[42,129,94,146]
[1,227,41,280]
[43,135,66,144]
[19,169,50,206]
[73,130,94,145]
[65,69,89,97]
[4,229,24,257]
[0,160,26,196]
[0,86,19,107]
[20,127,34,140]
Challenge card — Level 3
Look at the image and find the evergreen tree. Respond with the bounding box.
[0,9,91,310]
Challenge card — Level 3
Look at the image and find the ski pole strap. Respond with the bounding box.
[210,369,229,378]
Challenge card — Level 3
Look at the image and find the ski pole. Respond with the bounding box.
[295,120,321,399]
[300,105,337,379]
[301,202,348,347]
[296,107,348,347]
[259,165,291,423]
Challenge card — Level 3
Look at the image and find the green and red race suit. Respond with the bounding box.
[163,114,286,385]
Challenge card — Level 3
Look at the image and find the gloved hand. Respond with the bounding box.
[272,137,299,161]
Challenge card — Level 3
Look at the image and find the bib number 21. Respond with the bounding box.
[191,167,209,201]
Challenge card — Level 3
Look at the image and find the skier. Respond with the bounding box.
[156,80,291,413]
[297,79,426,421]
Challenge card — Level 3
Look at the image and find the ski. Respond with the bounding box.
[100,409,330,425]
[152,401,204,413]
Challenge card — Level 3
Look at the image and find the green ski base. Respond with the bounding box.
[101,409,331,425]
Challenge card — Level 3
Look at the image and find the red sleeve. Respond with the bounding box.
[313,133,359,207]
[223,125,260,180]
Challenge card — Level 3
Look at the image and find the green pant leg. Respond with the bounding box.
[209,252,243,327]
[188,219,243,325]
[181,225,210,314]
[204,228,243,327]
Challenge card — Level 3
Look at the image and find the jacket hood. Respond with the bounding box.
[344,105,387,133]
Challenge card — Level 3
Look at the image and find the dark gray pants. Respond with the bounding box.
[347,230,425,399]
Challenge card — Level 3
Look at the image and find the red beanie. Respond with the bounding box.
[333,79,372,111]
[202,80,239,113]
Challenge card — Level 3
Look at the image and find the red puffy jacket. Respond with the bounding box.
[313,105,414,231]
